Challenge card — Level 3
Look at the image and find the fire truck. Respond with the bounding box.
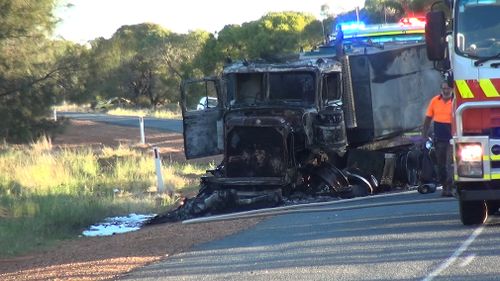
[426,0,500,225]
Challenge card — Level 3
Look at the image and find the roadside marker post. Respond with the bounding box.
[53,109,57,121]
[153,147,165,193]
[139,117,145,144]
[153,147,174,196]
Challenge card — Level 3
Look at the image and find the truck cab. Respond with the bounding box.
[181,60,348,205]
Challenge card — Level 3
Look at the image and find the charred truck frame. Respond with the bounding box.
[177,22,442,217]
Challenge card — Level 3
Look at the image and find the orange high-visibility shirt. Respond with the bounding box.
[425,95,452,124]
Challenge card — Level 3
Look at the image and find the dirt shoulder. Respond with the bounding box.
[0,119,262,281]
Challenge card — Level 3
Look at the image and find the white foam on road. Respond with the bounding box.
[82,213,155,237]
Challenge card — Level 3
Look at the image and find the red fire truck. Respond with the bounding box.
[426,0,500,225]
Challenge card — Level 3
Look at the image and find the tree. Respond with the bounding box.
[215,12,322,62]
[364,0,405,23]
[162,30,212,101]
[364,0,440,23]
[82,24,212,107]
[0,0,71,142]
[83,24,170,107]
[0,0,57,40]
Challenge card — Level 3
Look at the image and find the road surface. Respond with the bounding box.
[121,191,500,281]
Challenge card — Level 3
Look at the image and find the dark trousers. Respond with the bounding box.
[434,141,452,189]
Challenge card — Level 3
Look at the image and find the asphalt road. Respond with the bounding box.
[121,191,500,281]
[58,112,183,133]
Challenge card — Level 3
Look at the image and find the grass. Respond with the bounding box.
[54,102,91,112]
[107,107,182,120]
[54,102,183,120]
[0,138,211,257]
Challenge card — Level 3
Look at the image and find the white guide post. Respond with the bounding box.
[53,108,57,121]
[139,117,145,144]
[153,147,165,193]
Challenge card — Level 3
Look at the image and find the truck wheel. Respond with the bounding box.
[459,200,487,225]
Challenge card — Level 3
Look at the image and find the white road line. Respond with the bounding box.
[460,254,476,267]
[422,224,486,281]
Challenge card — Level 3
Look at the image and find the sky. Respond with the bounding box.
[54,0,365,44]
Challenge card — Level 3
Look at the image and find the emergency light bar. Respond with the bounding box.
[399,17,426,27]
[338,21,366,31]
[335,18,425,40]
[341,23,425,39]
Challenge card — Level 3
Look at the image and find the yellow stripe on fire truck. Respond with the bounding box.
[456,80,474,99]
[482,174,500,180]
[490,155,500,161]
[454,174,500,180]
[456,79,500,99]
[479,79,500,97]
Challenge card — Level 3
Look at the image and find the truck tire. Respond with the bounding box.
[459,199,487,225]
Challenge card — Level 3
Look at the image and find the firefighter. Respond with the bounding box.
[334,24,344,57]
[422,81,454,197]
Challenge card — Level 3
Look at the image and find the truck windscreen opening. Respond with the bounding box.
[268,72,315,105]
[229,72,316,106]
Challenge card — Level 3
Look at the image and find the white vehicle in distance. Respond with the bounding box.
[196,96,218,110]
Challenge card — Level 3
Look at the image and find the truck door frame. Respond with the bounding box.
[180,77,224,159]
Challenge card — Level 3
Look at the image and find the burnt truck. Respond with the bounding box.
[151,22,443,222]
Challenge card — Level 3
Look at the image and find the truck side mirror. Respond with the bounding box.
[444,0,453,10]
[425,11,447,61]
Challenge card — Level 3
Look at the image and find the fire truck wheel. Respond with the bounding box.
[459,199,487,225]
[486,200,500,215]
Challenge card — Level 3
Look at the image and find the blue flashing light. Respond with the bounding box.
[462,0,496,5]
[337,21,366,32]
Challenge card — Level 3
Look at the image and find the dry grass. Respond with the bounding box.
[0,133,211,257]
[0,206,8,218]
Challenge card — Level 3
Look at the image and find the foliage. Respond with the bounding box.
[215,12,322,62]
[363,0,439,23]
[0,0,57,40]
[0,0,79,142]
